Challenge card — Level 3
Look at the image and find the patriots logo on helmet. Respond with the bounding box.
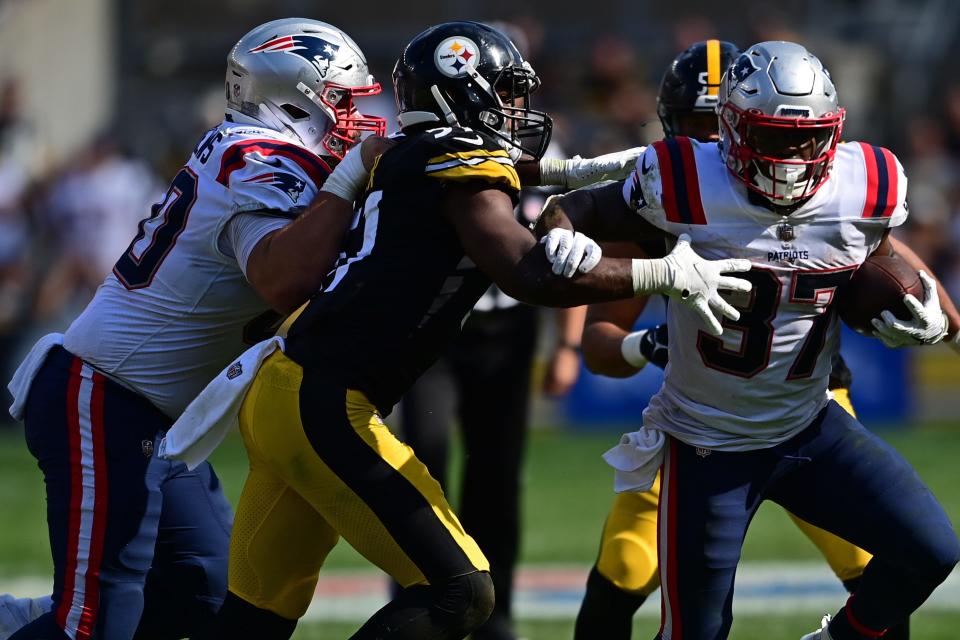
[729,54,758,86]
[249,35,341,78]
[244,171,307,203]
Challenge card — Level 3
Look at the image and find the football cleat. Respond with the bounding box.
[799,614,834,640]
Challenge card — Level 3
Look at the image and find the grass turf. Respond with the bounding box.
[1,423,958,639]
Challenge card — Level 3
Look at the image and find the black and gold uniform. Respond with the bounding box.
[284,127,519,412]
[225,126,519,627]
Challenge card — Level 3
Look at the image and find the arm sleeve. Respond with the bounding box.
[218,213,292,276]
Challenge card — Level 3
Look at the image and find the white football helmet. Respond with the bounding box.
[717,41,845,205]
[226,18,386,159]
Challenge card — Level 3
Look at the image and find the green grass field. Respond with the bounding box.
[1,423,958,638]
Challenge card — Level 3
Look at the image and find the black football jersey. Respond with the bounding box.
[284,126,521,413]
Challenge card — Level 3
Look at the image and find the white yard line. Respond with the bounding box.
[2,563,958,621]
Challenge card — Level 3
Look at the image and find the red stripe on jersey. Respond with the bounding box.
[77,372,108,639]
[677,137,707,225]
[216,139,332,189]
[652,141,681,223]
[879,147,899,218]
[858,142,881,218]
[56,357,84,632]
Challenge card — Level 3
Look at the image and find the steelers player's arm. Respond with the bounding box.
[244,137,387,313]
[444,183,633,306]
[531,181,653,243]
[443,183,751,332]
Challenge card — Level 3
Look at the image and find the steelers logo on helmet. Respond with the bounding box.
[434,36,480,78]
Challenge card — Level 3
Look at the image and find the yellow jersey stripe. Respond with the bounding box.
[427,148,512,165]
[425,161,521,192]
[706,39,721,96]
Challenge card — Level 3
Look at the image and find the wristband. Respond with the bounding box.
[538,157,567,186]
[620,331,648,369]
[320,146,369,202]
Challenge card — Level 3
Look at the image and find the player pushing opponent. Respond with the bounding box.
[162,21,755,640]
[3,18,389,640]
[536,41,959,640]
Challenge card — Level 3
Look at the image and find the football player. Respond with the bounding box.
[4,18,388,640]
[164,21,755,640]
[570,40,909,640]
[534,41,960,640]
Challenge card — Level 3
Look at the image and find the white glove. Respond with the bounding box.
[632,234,753,336]
[319,145,369,202]
[541,228,602,277]
[870,270,948,347]
[539,147,645,188]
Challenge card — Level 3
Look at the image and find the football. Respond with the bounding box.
[837,254,924,334]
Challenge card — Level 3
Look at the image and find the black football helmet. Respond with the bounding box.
[393,21,553,160]
[657,39,740,141]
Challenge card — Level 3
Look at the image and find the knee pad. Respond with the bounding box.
[434,571,495,634]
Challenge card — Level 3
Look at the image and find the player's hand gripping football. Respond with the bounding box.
[541,228,602,277]
[659,234,753,336]
[539,147,645,188]
[870,270,948,347]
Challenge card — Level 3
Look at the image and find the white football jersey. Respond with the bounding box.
[63,121,329,417]
[622,138,908,450]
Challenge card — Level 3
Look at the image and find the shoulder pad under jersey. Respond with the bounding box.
[417,126,520,194]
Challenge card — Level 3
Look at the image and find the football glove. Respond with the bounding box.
[541,228,602,277]
[870,270,948,347]
[633,234,752,336]
[539,147,645,188]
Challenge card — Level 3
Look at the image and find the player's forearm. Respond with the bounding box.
[531,183,652,243]
[246,193,353,313]
[500,254,638,307]
[582,321,638,377]
[891,237,960,337]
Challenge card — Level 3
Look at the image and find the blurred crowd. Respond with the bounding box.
[3,14,960,425]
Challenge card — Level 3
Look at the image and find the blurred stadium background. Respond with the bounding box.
[0,0,959,638]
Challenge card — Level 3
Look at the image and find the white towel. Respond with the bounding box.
[8,333,65,421]
[602,426,665,493]
[159,336,283,470]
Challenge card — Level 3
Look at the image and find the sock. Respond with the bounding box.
[574,567,647,640]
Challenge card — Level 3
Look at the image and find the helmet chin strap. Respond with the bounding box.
[430,85,460,125]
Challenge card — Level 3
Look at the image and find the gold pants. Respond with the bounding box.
[229,350,488,619]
